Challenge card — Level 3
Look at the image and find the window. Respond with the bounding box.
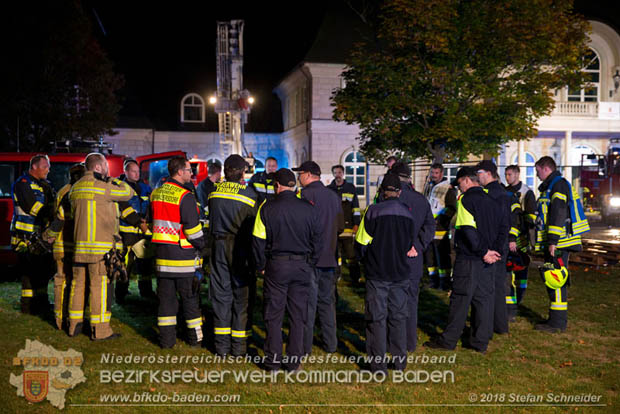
[567,49,600,102]
[571,145,597,166]
[443,165,460,184]
[512,153,536,188]
[343,151,366,197]
[180,93,205,123]
[0,163,16,198]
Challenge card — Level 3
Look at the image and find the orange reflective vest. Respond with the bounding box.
[151,181,195,249]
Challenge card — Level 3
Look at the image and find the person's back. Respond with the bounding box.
[358,198,419,281]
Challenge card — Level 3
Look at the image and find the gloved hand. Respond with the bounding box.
[192,268,204,295]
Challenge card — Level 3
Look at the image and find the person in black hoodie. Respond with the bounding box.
[424,167,501,354]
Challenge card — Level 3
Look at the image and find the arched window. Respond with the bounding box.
[343,151,366,197]
[180,93,205,123]
[571,144,597,166]
[512,152,536,188]
[567,49,600,102]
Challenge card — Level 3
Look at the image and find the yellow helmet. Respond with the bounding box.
[539,260,568,289]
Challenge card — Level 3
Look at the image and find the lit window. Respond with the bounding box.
[343,151,366,198]
[181,93,205,123]
[512,153,536,188]
[567,49,600,103]
[571,145,597,166]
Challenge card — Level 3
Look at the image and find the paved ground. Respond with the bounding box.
[585,212,620,241]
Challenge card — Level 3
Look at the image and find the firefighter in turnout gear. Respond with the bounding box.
[423,163,457,290]
[115,159,154,302]
[49,163,85,330]
[151,156,205,348]
[10,154,56,315]
[534,156,589,333]
[505,165,537,320]
[208,154,258,356]
[424,167,502,354]
[328,164,361,282]
[69,153,134,340]
[252,168,322,371]
[249,156,278,205]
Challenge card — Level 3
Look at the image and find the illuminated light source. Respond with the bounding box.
[248,96,255,104]
[209,96,217,105]
[609,197,620,207]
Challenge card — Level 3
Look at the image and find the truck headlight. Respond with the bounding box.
[610,197,620,207]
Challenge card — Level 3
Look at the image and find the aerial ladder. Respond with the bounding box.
[213,20,254,160]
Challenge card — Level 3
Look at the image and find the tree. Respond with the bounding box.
[332,0,591,163]
[0,0,124,152]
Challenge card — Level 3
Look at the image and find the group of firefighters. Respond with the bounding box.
[10,150,589,372]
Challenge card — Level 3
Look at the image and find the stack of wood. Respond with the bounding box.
[570,239,620,267]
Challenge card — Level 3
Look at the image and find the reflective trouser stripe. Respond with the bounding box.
[550,288,567,310]
[69,310,84,319]
[186,317,202,329]
[231,330,251,338]
[21,289,34,298]
[517,280,528,288]
[214,327,231,335]
[438,269,448,277]
[158,316,177,326]
[427,267,437,276]
[55,280,66,320]
[91,276,109,324]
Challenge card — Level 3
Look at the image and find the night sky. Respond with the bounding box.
[86,0,620,133]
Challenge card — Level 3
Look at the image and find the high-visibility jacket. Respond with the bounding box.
[249,171,276,205]
[10,173,53,248]
[327,179,361,233]
[535,172,588,252]
[70,171,134,263]
[51,184,74,260]
[119,179,151,236]
[151,179,204,277]
[506,181,536,252]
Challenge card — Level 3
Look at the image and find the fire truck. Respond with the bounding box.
[0,150,210,265]
[579,138,620,224]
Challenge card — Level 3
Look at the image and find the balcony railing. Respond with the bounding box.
[551,101,598,117]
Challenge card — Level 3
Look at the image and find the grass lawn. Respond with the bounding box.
[1,263,618,413]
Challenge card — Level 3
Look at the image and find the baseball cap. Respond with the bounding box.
[224,154,248,170]
[390,161,411,178]
[476,160,498,176]
[292,160,321,176]
[450,166,476,186]
[273,168,296,187]
[380,173,402,192]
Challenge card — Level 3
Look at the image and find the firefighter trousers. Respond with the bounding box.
[210,239,252,356]
[157,277,203,348]
[543,250,570,329]
[491,256,510,335]
[263,259,311,371]
[440,257,494,352]
[53,258,73,330]
[19,251,53,314]
[304,267,338,354]
[70,260,114,339]
[423,236,452,287]
[365,278,409,373]
[337,236,360,281]
[406,275,422,351]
